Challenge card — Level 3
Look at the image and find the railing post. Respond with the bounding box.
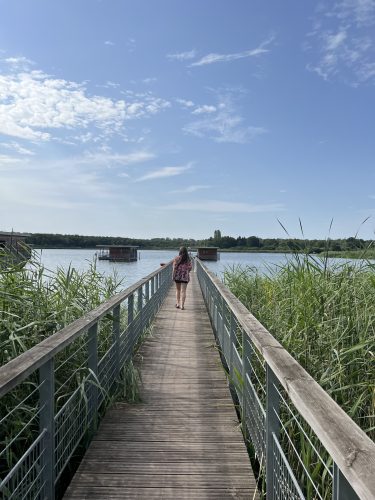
[112,305,121,381]
[151,275,155,296]
[333,463,358,500]
[39,358,55,500]
[229,310,235,377]
[266,364,280,499]
[128,293,134,355]
[138,286,143,337]
[88,323,98,434]
[241,331,252,440]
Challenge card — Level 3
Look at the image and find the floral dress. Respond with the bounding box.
[173,257,192,283]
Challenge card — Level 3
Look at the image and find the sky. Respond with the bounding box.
[0,0,374,240]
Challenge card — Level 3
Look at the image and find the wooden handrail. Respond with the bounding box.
[197,259,375,500]
[0,262,172,397]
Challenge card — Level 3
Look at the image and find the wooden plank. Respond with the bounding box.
[64,272,257,499]
[64,486,255,499]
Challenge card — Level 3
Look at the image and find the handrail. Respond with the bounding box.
[0,261,173,499]
[0,264,169,397]
[196,259,375,500]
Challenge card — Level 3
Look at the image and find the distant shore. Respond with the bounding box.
[31,246,375,260]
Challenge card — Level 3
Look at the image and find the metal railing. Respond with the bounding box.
[196,259,375,500]
[0,261,173,499]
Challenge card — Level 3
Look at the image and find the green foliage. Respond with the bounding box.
[25,231,374,257]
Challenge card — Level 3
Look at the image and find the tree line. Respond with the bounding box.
[26,231,373,254]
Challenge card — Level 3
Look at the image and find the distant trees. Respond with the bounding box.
[26,231,373,254]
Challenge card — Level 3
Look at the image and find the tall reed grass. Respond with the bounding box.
[0,255,121,365]
[224,254,375,441]
[0,253,127,491]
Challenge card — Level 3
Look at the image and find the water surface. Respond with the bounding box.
[35,249,289,289]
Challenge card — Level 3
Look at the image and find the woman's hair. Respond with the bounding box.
[178,246,189,264]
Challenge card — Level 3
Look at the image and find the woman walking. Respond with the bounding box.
[173,246,192,310]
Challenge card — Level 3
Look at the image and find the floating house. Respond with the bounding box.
[0,231,32,263]
[96,245,138,262]
[196,247,219,261]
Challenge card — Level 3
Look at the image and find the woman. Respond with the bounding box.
[173,246,192,310]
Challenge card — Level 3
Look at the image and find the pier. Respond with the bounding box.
[0,260,374,499]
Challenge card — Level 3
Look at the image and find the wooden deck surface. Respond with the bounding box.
[64,271,258,499]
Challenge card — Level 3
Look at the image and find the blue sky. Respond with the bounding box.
[0,0,374,240]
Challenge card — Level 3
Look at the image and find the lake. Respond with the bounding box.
[34,249,290,289]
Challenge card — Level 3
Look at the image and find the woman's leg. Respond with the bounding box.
[180,282,188,309]
[175,282,181,307]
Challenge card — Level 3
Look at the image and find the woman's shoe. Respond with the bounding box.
[181,306,184,310]
[175,304,180,308]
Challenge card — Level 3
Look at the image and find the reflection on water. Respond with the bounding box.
[34,249,290,289]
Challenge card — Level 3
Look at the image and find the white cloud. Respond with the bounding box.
[2,141,35,155]
[74,150,155,167]
[104,40,115,46]
[183,95,266,144]
[142,77,157,84]
[170,185,212,194]
[326,30,347,51]
[332,0,375,27]
[167,49,197,61]
[176,98,195,108]
[162,200,285,213]
[0,66,171,143]
[0,71,126,141]
[135,163,192,182]
[190,38,273,67]
[307,2,375,84]
[192,105,216,115]
[4,56,35,69]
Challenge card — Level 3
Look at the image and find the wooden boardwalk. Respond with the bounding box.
[64,271,258,499]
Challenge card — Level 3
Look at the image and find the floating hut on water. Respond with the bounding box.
[196,247,219,261]
[0,231,32,263]
[96,245,138,262]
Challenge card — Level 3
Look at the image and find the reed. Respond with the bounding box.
[224,254,374,440]
[224,254,374,497]
[0,253,136,491]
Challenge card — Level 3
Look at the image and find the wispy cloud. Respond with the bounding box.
[2,142,35,155]
[183,94,266,144]
[307,2,375,84]
[142,77,157,84]
[190,38,273,67]
[127,38,136,52]
[75,151,155,168]
[135,163,192,182]
[192,105,216,115]
[167,49,196,61]
[162,200,285,213]
[170,184,212,194]
[3,56,35,70]
[104,40,115,46]
[176,98,195,108]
